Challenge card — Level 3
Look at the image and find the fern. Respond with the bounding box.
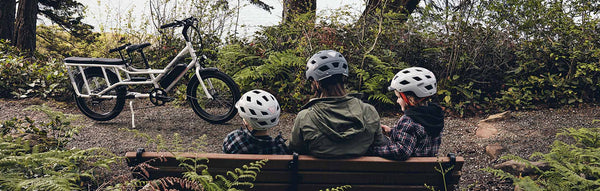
[485,127,600,190]
[16,176,80,191]
[182,158,267,191]
[135,156,268,191]
[0,147,118,190]
[140,176,203,191]
[320,185,352,191]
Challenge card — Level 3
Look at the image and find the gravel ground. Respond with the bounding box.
[1,98,599,190]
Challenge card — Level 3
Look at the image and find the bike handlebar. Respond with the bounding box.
[159,17,203,50]
[160,22,180,29]
[160,17,197,29]
[109,43,132,53]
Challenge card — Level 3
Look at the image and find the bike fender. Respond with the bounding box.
[198,67,220,73]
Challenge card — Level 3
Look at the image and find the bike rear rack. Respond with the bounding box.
[64,61,168,99]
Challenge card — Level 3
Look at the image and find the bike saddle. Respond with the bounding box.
[126,43,151,53]
[64,57,126,65]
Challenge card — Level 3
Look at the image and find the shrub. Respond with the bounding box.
[0,40,71,99]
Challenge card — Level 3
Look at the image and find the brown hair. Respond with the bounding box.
[312,74,346,98]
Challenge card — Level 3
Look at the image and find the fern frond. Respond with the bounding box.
[320,185,352,191]
[214,174,233,188]
[16,175,79,191]
[230,181,254,189]
[140,176,202,191]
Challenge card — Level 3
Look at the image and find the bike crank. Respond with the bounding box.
[149,88,174,106]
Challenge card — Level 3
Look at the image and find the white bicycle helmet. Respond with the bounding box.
[388,67,437,98]
[235,89,281,130]
[306,50,349,81]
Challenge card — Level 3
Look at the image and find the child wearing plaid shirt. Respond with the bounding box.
[369,67,444,160]
[222,89,289,155]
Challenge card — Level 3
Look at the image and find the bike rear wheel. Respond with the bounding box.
[74,67,126,121]
[187,70,240,124]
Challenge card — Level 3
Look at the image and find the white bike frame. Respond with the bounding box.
[65,41,214,100]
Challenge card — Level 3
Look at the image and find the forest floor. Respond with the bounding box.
[1,98,599,190]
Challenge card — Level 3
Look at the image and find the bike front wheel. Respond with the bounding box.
[187,70,240,124]
[73,67,126,121]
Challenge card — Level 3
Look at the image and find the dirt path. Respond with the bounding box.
[1,98,599,190]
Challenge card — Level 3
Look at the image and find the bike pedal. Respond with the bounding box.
[126,92,136,99]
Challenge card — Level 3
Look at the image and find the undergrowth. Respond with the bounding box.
[483,127,600,190]
[0,105,271,190]
[0,105,118,190]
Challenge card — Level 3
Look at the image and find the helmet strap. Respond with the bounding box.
[400,92,427,106]
[399,92,414,106]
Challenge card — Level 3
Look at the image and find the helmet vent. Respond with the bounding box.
[425,75,432,79]
[400,80,410,85]
[425,85,434,90]
[319,65,330,71]
[261,111,269,115]
[252,90,261,94]
[402,70,410,74]
[416,69,423,72]
[271,118,277,122]
[413,76,422,81]
[249,109,257,115]
[258,121,268,126]
[342,63,347,69]
[332,62,339,67]
[320,56,328,59]
[311,60,316,64]
[256,100,262,106]
[240,107,246,113]
[262,96,269,101]
[246,96,252,102]
[271,95,275,100]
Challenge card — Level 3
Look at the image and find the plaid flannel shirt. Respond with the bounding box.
[368,115,442,160]
[222,127,290,155]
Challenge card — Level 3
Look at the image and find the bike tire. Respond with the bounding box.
[73,67,126,121]
[187,70,240,124]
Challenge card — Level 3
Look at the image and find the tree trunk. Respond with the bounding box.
[0,0,16,42]
[282,0,316,23]
[361,0,420,23]
[14,0,38,56]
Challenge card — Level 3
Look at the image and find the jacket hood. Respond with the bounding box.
[302,96,367,142]
[405,103,444,136]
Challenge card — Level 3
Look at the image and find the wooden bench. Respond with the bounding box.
[125,149,464,191]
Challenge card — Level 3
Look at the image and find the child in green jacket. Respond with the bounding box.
[290,50,387,158]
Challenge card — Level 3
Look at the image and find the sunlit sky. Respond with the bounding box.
[68,0,365,37]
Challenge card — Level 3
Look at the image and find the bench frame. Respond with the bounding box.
[126,149,464,191]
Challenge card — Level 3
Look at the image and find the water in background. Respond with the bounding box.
[77,0,364,38]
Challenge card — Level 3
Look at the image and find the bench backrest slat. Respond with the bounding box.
[125,152,464,191]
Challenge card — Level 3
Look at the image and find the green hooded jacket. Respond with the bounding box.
[290,95,387,158]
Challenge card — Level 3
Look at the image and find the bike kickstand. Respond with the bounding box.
[129,100,136,129]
